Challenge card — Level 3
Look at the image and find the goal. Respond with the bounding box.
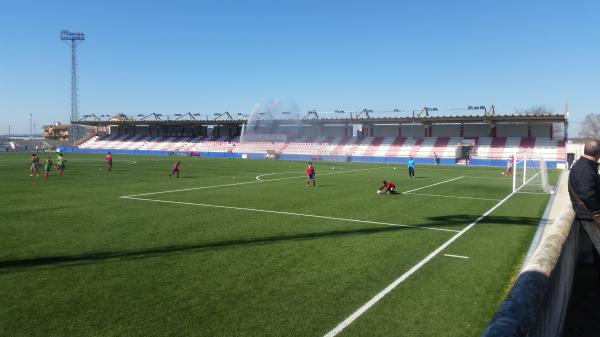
[512,152,553,194]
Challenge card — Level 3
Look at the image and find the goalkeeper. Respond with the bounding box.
[378,180,398,194]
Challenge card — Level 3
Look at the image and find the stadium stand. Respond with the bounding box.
[76,135,566,167]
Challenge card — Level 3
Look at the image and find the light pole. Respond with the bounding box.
[60,30,85,141]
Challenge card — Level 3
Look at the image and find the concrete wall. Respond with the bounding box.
[322,125,347,137]
[531,123,551,138]
[432,124,461,137]
[373,125,400,137]
[497,124,528,137]
[401,125,424,137]
[463,124,490,137]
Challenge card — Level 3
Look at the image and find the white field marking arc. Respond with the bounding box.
[322,171,541,337]
[443,254,469,259]
[122,196,460,233]
[403,192,502,202]
[123,166,385,198]
[400,176,464,194]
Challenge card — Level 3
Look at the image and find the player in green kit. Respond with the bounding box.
[43,157,53,180]
[56,153,66,175]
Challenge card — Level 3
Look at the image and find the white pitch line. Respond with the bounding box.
[255,171,299,181]
[122,196,460,233]
[443,254,469,259]
[123,166,385,198]
[401,176,464,194]
[322,171,541,337]
[403,192,502,202]
[461,176,513,180]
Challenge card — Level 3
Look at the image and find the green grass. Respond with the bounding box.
[0,153,558,337]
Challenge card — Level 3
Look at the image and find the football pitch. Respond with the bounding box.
[0,153,558,337]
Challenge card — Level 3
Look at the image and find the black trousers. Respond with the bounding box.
[580,220,600,276]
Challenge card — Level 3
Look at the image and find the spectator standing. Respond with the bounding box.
[568,139,600,278]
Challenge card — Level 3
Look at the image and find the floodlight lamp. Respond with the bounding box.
[60,30,85,40]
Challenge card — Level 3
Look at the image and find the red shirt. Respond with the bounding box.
[385,182,395,189]
[105,154,112,161]
[305,165,314,175]
[173,162,180,169]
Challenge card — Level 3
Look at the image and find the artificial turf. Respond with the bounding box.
[0,153,557,336]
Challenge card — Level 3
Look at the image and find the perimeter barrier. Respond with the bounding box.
[481,207,578,337]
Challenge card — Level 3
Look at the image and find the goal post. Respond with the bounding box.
[512,152,553,194]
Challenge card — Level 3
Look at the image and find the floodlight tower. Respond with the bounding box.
[60,30,85,140]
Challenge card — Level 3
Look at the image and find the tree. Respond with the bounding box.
[514,105,554,115]
[579,113,600,139]
[553,123,564,140]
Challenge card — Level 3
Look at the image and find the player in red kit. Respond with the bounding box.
[305,162,316,187]
[168,161,181,178]
[105,152,112,171]
[378,180,398,194]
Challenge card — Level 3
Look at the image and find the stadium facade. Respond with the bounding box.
[69,110,567,168]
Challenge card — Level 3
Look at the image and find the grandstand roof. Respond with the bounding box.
[74,112,566,127]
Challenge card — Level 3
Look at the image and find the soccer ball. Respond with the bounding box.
[332,166,335,170]
[501,172,505,175]
[393,167,397,170]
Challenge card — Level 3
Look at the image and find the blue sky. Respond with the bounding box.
[0,0,598,135]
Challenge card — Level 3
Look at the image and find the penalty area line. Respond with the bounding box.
[444,254,469,259]
[403,192,502,202]
[322,171,541,337]
[121,196,460,233]
[401,176,464,194]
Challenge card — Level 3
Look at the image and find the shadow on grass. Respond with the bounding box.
[0,226,420,272]
[0,214,541,272]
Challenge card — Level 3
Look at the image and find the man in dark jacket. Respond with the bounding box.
[569,139,600,276]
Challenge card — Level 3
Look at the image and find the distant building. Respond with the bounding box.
[43,123,70,140]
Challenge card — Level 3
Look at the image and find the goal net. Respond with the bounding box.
[512,152,553,194]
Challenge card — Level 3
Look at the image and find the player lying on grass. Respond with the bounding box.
[378,180,398,194]
[168,161,181,178]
